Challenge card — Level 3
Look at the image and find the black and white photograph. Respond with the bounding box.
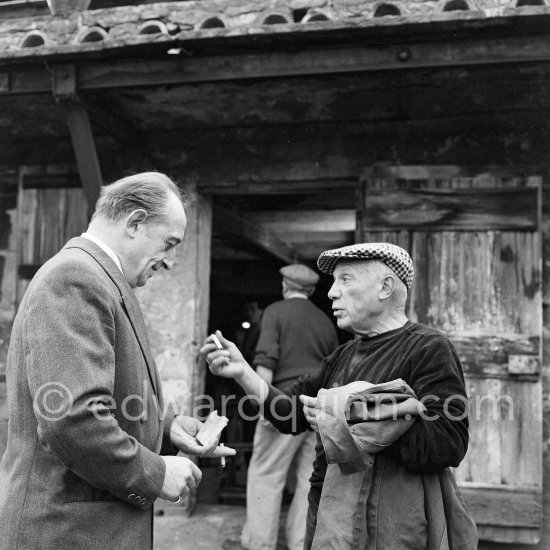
[0,0,547,548]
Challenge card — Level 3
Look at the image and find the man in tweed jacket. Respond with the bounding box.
[0,172,233,549]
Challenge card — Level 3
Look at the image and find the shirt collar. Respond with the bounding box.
[81,232,123,274]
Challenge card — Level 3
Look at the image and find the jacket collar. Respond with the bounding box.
[63,237,159,396]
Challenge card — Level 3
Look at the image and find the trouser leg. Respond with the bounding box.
[241,419,302,550]
[284,431,316,550]
[303,485,321,550]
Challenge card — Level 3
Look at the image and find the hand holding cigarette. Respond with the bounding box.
[211,334,223,350]
[200,331,249,380]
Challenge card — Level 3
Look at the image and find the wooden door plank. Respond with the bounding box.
[410,231,541,335]
[362,188,538,231]
[461,485,542,528]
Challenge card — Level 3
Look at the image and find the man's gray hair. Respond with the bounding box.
[92,172,186,224]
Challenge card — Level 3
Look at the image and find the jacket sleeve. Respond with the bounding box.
[386,335,469,473]
[24,263,165,509]
[260,355,333,434]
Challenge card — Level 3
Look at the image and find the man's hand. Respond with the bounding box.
[299,395,318,431]
[159,456,202,502]
[170,415,236,458]
[201,330,270,408]
[200,331,249,381]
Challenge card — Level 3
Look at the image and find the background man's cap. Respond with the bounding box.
[317,242,414,290]
[279,264,320,286]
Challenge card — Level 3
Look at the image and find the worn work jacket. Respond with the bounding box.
[312,380,478,550]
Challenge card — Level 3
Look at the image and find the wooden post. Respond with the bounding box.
[62,102,103,210]
[52,64,102,212]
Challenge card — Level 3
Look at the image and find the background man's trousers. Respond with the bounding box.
[241,418,316,550]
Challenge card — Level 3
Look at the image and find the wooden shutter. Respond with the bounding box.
[16,166,89,303]
[358,165,543,545]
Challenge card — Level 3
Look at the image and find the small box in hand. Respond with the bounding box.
[196,410,229,446]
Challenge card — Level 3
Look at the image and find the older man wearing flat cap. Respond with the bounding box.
[202,244,476,549]
[240,263,338,550]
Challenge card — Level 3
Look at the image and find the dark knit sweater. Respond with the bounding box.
[253,297,338,390]
[261,321,469,487]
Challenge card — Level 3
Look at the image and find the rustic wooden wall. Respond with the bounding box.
[472,183,550,548]
[0,184,16,377]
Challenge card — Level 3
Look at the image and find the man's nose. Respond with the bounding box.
[327,282,339,300]
[162,247,177,270]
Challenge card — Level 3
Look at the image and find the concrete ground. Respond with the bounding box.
[154,500,288,550]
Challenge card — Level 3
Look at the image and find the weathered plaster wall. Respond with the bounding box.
[135,184,212,418]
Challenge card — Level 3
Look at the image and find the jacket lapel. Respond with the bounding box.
[63,237,159,396]
[121,291,160,396]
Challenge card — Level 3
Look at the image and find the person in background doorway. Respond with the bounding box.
[241,264,338,550]
[234,300,264,365]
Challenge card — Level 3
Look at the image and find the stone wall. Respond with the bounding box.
[135,184,212,418]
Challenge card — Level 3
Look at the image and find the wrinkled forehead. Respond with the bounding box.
[162,194,187,235]
[333,259,377,276]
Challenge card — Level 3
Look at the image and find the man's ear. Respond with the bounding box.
[125,209,148,237]
[379,275,395,300]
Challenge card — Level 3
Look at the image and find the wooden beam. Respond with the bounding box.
[62,101,103,209]
[199,178,357,195]
[247,209,355,233]
[213,204,306,264]
[6,29,550,95]
[21,173,80,189]
[77,35,550,91]
[52,64,103,209]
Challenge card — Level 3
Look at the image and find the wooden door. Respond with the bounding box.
[16,166,89,303]
[358,165,543,545]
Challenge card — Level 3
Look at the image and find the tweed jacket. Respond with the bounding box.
[0,237,172,550]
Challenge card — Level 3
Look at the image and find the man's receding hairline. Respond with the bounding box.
[92,172,186,224]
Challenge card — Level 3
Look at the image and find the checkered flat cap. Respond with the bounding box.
[317,242,414,290]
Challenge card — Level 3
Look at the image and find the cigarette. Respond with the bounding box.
[211,334,223,350]
[220,443,226,468]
